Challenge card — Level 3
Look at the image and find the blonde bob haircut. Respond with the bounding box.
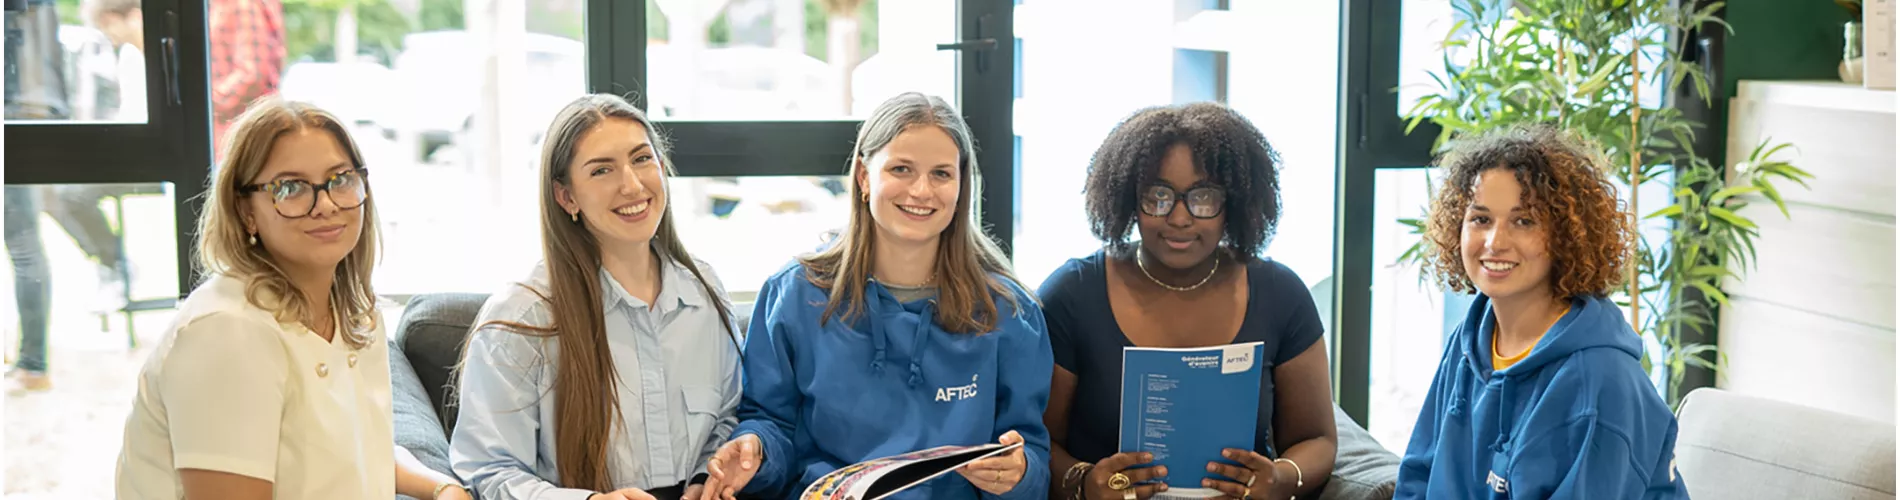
[195,97,382,350]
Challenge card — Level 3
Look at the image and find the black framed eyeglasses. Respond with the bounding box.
[1140,184,1225,219]
[240,168,370,218]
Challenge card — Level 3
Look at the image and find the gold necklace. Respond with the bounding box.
[1136,246,1220,292]
[876,270,937,288]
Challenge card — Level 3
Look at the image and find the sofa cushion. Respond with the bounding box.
[390,334,453,477]
[1316,405,1399,500]
[393,293,490,431]
[1676,388,1896,499]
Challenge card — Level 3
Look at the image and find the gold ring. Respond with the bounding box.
[1123,490,1137,500]
[1108,472,1133,491]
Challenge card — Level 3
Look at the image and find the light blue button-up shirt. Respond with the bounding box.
[451,258,742,500]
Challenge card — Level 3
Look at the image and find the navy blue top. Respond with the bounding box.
[1036,250,1325,463]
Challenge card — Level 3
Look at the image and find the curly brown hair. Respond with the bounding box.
[1083,102,1282,255]
[1424,125,1633,298]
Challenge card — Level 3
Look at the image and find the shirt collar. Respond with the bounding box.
[596,255,709,312]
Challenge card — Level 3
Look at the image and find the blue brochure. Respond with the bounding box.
[1119,342,1264,498]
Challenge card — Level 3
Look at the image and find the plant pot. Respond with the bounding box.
[1843,21,1866,84]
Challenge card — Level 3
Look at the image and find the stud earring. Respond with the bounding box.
[570,212,579,222]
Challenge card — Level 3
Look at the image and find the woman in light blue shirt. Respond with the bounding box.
[451,94,743,500]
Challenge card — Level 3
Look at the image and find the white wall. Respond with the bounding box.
[1718,80,1897,423]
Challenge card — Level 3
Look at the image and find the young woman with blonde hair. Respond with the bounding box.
[699,92,1052,500]
[114,98,467,500]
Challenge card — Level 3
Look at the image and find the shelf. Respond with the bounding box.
[1736,80,1896,114]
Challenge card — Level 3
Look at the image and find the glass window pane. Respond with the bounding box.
[1398,0,1667,118]
[268,1,589,295]
[671,175,850,299]
[644,0,957,120]
[1367,168,1454,453]
[3,2,152,123]
[1012,0,1341,334]
[4,182,179,497]
[1396,0,1468,118]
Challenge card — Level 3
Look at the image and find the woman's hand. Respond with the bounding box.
[957,431,1029,494]
[1203,448,1277,500]
[433,484,473,500]
[1082,452,1169,500]
[700,434,763,500]
[590,488,659,500]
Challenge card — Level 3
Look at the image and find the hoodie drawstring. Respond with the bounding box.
[864,282,933,388]
[1490,375,1515,452]
[905,301,936,388]
[867,287,890,375]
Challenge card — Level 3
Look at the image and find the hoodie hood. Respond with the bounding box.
[1460,294,1642,379]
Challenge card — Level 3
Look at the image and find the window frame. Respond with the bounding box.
[4,0,214,299]
[585,0,1018,256]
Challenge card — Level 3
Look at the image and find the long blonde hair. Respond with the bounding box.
[800,92,1028,334]
[478,94,739,491]
[195,97,381,350]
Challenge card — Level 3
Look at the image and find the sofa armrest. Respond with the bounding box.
[1676,388,1896,499]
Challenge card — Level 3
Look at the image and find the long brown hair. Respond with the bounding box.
[197,97,380,349]
[479,94,739,490]
[800,92,1027,333]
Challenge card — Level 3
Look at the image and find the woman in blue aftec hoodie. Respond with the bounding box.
[1396,126,1689,499]
[697,93,1053,500]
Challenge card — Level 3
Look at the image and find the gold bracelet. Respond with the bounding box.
[1273,458,1303,489]
[1065,462,1094,500]
[432,482,465,499]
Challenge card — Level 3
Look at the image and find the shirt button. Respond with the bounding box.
[347,353,358,368]
[316,363,330,378]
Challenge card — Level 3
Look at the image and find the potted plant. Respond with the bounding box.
[1398,0,1813,406]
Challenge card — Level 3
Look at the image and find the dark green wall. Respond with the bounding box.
[1725,0,1855,95]
[1712,0,1855,166]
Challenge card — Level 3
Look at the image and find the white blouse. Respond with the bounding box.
[115,274,394,499]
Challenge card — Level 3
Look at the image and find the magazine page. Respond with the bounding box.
[799,442,1022,500]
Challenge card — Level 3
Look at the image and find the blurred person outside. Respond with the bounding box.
[210,0,287,160]
[4,0,69,392]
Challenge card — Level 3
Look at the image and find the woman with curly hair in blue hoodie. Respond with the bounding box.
[697,92,1052,500]
[1395,125,1688,499]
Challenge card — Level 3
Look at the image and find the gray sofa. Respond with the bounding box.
[1674,388,1896,499]
[389,293,1399,499]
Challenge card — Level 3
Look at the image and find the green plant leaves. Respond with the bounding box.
[1393,0,1809,403]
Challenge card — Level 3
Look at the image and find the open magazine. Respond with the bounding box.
[798,442,1023,500]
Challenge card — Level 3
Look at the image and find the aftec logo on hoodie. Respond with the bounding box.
[1486,470,1508,494]
[936,374,980,402]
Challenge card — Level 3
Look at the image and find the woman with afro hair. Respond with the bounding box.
[1038,102,1336,500]
[1394,125,1688,499]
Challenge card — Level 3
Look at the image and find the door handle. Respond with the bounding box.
[160,10,181,106]
[935,39,997,52]
[938,13,999,74]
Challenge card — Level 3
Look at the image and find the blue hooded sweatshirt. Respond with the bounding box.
[1395,294,1689,499]
[732,262,1053,500]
